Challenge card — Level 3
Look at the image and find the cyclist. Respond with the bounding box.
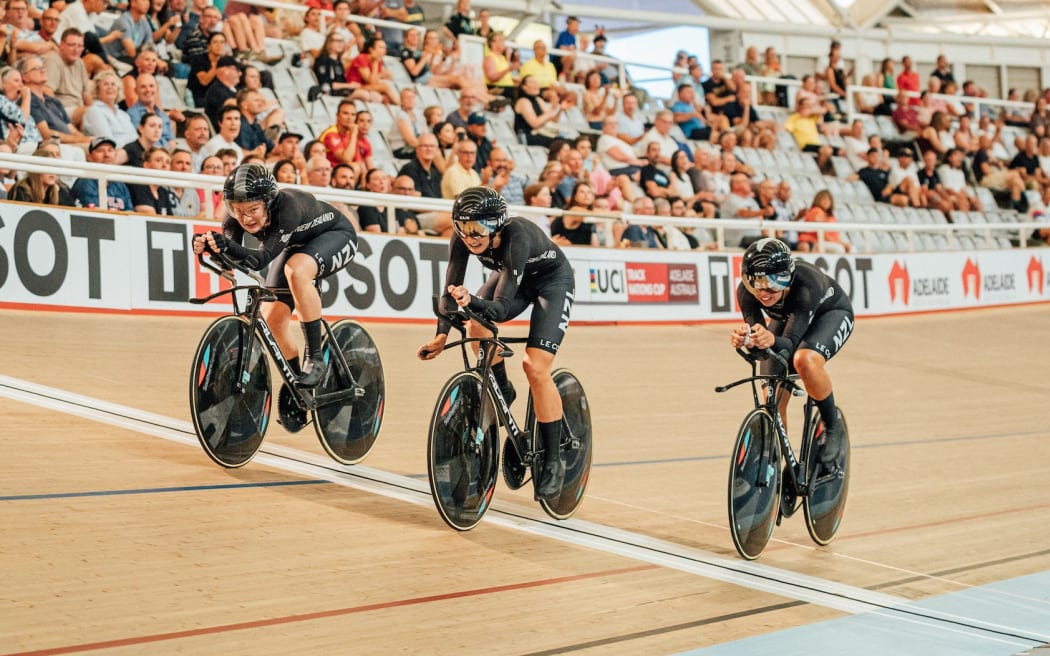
[192,163,357,388]
[729,238,854,462]
[417,186,576,500]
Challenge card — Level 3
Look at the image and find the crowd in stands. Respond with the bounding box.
[0,0,1047,248]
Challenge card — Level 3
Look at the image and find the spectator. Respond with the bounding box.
[272,158,299,183]
[473,7,491,39]
[215,147,240,175]
[852,74,883,115]
[43,27,92,129]
[177,3,221,62]
[390,174,421,234]
[122,112,165,166]
[739,46,761,76]
[121,46,163,110]
[518,40,558,93]
[182,112,212,171]
[551,16,579,79]
[897,56,920,105]
[770,180,801,249]
[514,74,568,147]
[187,30,229,108]
[668,148,715,217]
[346,37,400,106]
[445,88,478,130]
[784,95,823,152]
[81,71,137,148]
[930,54,955,86]
[388,86,426,158]
[441,138,481,198]
[21,55,91,149]
[464,111,493,171]
[5,0,56,60]
[759,46,783,106]
[203,55,242,130]
[538,159,569,208]
[416,29,498,105]
[304,152,332,189]
[916,110,952,160]
[349,110,377,180]
[639,141,672,199]
[325,162,361,227]
[855,147,906,206]
[72,137,134,211]
[358,168,414,234]
[620,196,662,248]
[9,147,75,206]
[797,189,850,254]
[56,0,114,74]
[197,154,226,217]
[202,105,244,163]
[917,148,952,214]
[823,40,851,111]
[104,0,154,67]
[482,146,526,206]
[1010,134,1049,198]
[582,69,618,130]
[398,132,443,198]
[701,60,736,116]
[441,0,473,43]
[521,181,555,235]
[296,6,325,64]
[953,114,979,156]
[169,148,203,218]
[1029,97,1050,140]
[552,183,602,246]
[887,148,923,207]
[890,87,923,137]
[637,109,679,171]
[129,146,178,214]
[318,99,359,168]
[482,31,519,98]
[597,114,646,177]
[974,133,1026,209]
[937,147,980,212]
[616,92,646,146]
[234,88,273,161]
[722,82,773,149]
[840,119,870,171]
[239,65,285,137]
[312,31,378,103]
[670,83,711,141]
[720,172,770,248]
[126,73,182,148]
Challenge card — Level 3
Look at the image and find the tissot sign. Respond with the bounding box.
[0,204,1046,320]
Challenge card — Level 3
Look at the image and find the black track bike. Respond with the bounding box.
[716,348,850,560]
[424,300,592,531]
[188,252,385,468]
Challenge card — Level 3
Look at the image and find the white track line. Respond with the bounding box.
[0,374,1045,648]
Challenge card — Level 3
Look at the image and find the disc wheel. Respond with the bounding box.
[189,316,271,468]
[727,409,782,560]
[313,320,385,465]
[804,408,850,546]
[426,372,500,531]
[536,369,592,521]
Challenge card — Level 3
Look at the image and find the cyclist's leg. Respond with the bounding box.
[524,278,574,498]
[261,249,301,370]
[473,273,529,404]
[795,309,855,461]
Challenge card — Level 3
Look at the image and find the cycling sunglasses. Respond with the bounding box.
[453,218,499,239]
[746,272,791,292]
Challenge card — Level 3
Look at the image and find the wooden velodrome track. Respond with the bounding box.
[2,303,1049,655]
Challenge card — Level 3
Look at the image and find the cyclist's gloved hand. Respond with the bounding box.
[206,231,229,254]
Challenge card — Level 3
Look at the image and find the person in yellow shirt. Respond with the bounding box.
[441,138,482,198]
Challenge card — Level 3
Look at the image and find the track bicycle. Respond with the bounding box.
[188,252,385,468]
[716,347,850,560]
[424,299,592,531]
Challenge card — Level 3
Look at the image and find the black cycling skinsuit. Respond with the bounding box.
[220,189,358,309]
[737,260,855,367]
[438,217,575,354]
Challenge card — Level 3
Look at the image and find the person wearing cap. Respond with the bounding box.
[203,54,242,130]
[72,137,134,211]
[464,111,492,172]
[266,131,306,180]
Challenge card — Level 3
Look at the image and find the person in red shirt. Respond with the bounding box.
[317,99,359,169]
[345,37,400,105]
[896,55,920,105]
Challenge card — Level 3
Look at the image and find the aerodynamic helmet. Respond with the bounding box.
[451,186,508,238]
[223,163,279,216]
[741,237,795,294]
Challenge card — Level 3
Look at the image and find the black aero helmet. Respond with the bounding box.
[451,186,507,238]
[741,237,795,294]
[223,163,279,215]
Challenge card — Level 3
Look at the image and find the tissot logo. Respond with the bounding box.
[961,258,981,299]
[888,260,910,305]
[1027,256,1045,295]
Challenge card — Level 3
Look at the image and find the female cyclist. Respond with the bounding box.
[729,238,854,462]
[417,186,576,500]
[192,163,357,388]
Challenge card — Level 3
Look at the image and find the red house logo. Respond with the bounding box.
[1027,257,1045,295]
[888,260,910,305]
[961,258,981,299]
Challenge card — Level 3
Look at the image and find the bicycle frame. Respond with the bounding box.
[432,297,534,458]
[717,348,816,510]
[190,253,362,412]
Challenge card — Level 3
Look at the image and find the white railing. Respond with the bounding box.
[7,153,1049,253]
